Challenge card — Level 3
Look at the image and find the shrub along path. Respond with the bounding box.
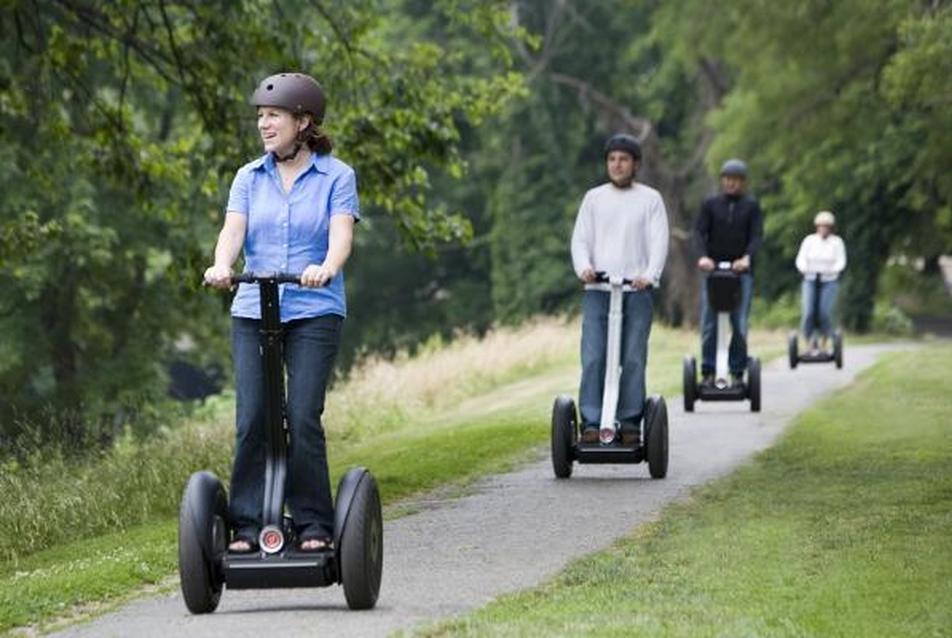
[51,343,907,638]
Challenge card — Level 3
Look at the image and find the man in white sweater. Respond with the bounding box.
[570,133,669,445]
[795,211,847,351]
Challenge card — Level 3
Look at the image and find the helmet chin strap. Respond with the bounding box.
[274,142,303,163]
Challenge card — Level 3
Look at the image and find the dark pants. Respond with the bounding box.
[700,273,753,375]
[579,289,653,428]
[230,315,341,538]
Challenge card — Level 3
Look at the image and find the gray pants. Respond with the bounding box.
[579,289,653,428]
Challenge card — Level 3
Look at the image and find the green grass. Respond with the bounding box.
[421,345,952,637]
[0,416,552,633]
[0,325,784,633]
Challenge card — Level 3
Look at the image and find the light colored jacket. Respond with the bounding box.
[796,233,847,282]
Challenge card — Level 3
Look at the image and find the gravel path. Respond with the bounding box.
[54,344,901,638]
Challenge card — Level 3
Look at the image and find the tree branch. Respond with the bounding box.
[548,72,653,140]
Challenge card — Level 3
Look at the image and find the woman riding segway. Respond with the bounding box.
[789,210,847,367]
[203,72,359,554]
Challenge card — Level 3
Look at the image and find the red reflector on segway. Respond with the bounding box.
[259,526,284,554]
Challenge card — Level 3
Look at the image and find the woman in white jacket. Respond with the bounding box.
[795,211,847,352]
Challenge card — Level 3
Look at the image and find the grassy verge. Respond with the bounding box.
[0,323,783,633]
[422,345,952,637]
[0,415,552,633]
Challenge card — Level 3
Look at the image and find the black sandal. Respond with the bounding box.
[229,529,259,553]
[298,528,333,552]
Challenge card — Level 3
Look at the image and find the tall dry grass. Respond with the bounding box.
[324,316,577,442]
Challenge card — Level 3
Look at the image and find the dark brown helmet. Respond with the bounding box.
[250,73,326,124]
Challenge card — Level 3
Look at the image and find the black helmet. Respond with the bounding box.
[251,73,326,124]
[604,133,642,161]
[719,158,748,178]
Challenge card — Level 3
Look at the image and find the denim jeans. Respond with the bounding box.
[801,278,839,340]
[700,272,753,375]
[230,315,342,538]
[579,289,653,428]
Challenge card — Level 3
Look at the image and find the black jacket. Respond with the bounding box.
[693,193,764,263]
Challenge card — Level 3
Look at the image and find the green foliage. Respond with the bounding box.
[871,304,915,336]
[425,346,952,637]
[0,0,523,449]
[478,0,704,322]
[878,261,952,317]
[656,0,952,331]
[749,293,800,331]
[2,0,948,460]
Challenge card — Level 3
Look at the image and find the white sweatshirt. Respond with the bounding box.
[570,182,670,286]
[795,233,847,282]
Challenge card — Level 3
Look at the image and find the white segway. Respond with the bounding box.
[683,262,761,412]
[551,274,669,479]
[788,273,843,369]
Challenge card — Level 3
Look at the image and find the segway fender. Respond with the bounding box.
[334,467,370,575]
[182,471,226,561]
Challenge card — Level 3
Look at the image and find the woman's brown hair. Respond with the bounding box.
[296,114,333,155]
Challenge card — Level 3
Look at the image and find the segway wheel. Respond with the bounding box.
[340,472,383,610]
[682,356,696,413]
[550,395,577,479]
[178,471,228,614]
[748,357,761,413]
[788,331,799,369]
[644,395,669,479]
[834,330,844,369]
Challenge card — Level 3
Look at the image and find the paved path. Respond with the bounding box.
[55,344,902,638]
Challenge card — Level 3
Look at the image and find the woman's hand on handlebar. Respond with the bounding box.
[731,255,751,272]
[697,257,715,272]
[301,263,337,288]
[204,264,234,289]
[579,268,597,283]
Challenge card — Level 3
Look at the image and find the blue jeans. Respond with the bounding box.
[700,273,753,375]
[801,279,839,340]
[230,315,341,538]
[579,290,653,428]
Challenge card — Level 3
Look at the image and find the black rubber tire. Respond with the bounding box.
[340,473,384,610]
[682,356,696,413]
[788,331,799,369]
[748,357,761,413]
[834,330,843,369]
[178,471,227,614]
[550,395,577,479]
[644,396,669,479]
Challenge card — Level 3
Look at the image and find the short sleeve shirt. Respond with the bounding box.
[226,152,360,321]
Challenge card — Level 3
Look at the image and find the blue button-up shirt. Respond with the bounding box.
[226,152,360,321]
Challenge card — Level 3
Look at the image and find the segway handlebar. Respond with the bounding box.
[590,271,653,290]
[593,272,633,285]
[231,271,304,285]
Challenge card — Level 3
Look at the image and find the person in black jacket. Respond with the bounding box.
[694,159,764,386]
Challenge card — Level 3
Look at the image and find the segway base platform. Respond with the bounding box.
[223,551,336,590]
